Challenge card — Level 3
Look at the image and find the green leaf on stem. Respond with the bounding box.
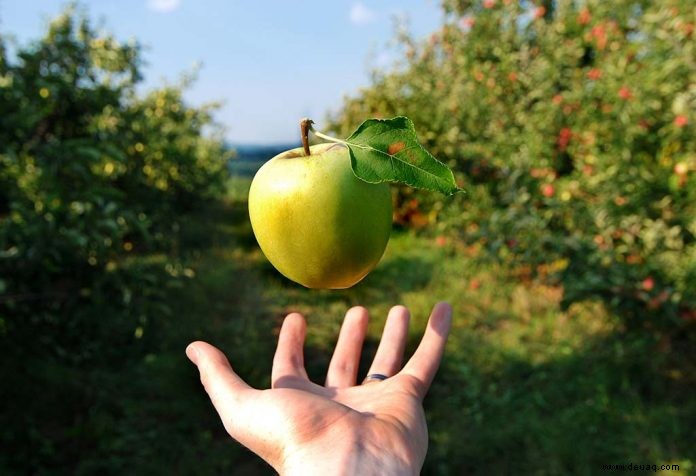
[344,117,462,195]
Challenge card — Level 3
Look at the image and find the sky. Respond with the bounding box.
[0,1,443,144]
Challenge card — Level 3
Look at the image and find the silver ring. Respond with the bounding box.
[363,373,389,383]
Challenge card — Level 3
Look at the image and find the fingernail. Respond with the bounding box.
[185,343,199,364]
[438,302,453,327]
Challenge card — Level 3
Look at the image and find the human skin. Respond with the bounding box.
[248,143,392,289]
[186,302,452,475]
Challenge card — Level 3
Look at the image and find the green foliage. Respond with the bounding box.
[0,8,230,471]
[0,6,229,356]
[329,0,696,337]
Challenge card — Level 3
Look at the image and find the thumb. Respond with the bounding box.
[186,341,263,450]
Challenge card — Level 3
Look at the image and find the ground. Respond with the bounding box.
[5,175,692,475]
[163,176,692,474]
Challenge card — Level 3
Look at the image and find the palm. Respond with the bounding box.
[267,375,428,464]
[187,303,452,474]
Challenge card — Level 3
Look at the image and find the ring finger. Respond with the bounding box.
[363,305,410,384]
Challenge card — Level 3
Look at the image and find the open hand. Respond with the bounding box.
[186,302,452,475]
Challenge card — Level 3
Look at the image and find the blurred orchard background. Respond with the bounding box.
[1,1,694,474]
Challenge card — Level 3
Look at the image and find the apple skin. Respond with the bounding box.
[248,143,392,289]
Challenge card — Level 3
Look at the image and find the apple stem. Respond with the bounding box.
[300,118,313,156]
[299,118,347,156]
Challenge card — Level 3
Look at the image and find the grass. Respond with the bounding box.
[3,175,693,475]
[180,176,693,474]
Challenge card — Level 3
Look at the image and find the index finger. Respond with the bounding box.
[272,313,309,386]
[399,302,452,400]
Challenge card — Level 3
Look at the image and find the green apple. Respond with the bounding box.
[248,143,392,289]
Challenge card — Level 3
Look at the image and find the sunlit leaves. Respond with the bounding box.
[329,0,695,334]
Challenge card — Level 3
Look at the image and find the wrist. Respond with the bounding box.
[280,429,419,476]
